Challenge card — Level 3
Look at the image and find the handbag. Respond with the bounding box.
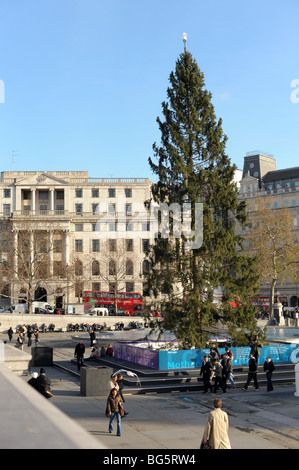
[119,404,125,418]
[200,441,212,450]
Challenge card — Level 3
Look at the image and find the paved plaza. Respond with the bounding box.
[2,330,299,451]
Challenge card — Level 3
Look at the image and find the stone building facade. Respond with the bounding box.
[238,152,299,308]
[0,171,154,309]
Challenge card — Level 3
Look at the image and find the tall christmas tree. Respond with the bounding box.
[147,35,259,347]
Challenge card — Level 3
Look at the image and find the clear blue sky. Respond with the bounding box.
[0,0,298,180]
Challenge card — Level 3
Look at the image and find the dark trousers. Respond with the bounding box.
[244,372,259,390]
[213,376,226,393]
[266,372,273,391]
[203,375,213,392]
[76,355,84,370]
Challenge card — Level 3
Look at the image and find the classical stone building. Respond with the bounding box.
[0,171,154,309]
[238,152,299,308]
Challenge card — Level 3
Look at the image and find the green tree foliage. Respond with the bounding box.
[147,47,259,347]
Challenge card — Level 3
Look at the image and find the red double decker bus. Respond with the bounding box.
[251,295,288,311]
[84,291,143,316]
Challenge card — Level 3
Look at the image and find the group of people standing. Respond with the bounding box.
[8,324,40,349]
[200,344,235,394]
[200,338,276,394]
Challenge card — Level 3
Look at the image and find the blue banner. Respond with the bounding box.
[158,343,299,370]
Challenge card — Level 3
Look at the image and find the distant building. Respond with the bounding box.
[238,152,299,308]
[0,171,153,308]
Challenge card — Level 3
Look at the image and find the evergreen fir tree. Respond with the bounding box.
[147,42,259,348]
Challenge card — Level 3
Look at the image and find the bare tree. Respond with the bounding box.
[246,197,299,318]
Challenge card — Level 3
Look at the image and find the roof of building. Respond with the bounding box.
[262,167,299,182]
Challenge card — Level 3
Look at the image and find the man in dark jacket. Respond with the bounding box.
[242,354,259,391]
[74,339,85,370]
[200,356,213,393]
[264,356,275,391]
[213,359,226,393]
[36,368,53,398]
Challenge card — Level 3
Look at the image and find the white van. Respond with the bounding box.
[10,302,53,313]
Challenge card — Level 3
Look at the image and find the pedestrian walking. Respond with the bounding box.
[201,398,231,449]
[27,327,33,347]
[242,353,259,391]
[34,329,39,347]
[16,332,24,350]
[200,356,213,393]
[116,373,129,416]
[226,352,235,389]
[212,359,226,393]
[89,329,96,347]
[74,339,85,370]
[264,356,275,392]
[106,387,124,437]
[7,327,13,342]
[108,373,119,394]
[221,353,229,391]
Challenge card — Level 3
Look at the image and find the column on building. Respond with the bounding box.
[31,188,36,212]
[50,188,54,212]
[65,229,70,266]
[13,229,18,278]
[49,230,54,276]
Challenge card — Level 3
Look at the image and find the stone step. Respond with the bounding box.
[3,343,32,375]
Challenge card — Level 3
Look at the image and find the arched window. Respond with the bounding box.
[92,260,100,276]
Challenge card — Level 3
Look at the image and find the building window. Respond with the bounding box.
[92,203,99,215]
[126,239,133,252]
[142,222,150,231]
[39,190,48,200]
[53,239,62,253]
[92,188,99,198]
[142,259,150,275]
[273,202,278,209]
[108,222,117,231]
[126,203,132,216]
[75,259,83,276]
[4,189,11,198]
[126,222,134,231]
[40,205,48,211]
[126,282,134,292]
[75,203,83,214]
[3,204,11,214]
[276,183,281,189]
[92,223,100,232]
[56,190,64,199]
[109,260,116,275]
[53,261,63,278]
[56,205,64,211]
[125,188,132,198]
[92,282,100,291]
[109,239,116,252]
[75,224,83,231]
[142,239,150,252]
[108,188,116,198]
[23,190,31,200]
[75,188,83,197]
[108,203,116,215]
[92,239,100,252]
[292,200,297,207]
[75,239,83,252]
[284,200,290,207]
[143,282,150,297]
[92,260,100,276]
[126,260,134,276]
[285,183,291,188]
